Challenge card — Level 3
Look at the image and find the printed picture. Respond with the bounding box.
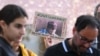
[34,12,67,38]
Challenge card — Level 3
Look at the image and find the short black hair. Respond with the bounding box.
[75,15,99,32]
[0,4,28,32]
[94,4,100,17]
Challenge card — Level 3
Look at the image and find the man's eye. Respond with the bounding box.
[15,25,22,28]
[81,37,87,40]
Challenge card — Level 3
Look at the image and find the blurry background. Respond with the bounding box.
[0,0,99,37]
[0,0,100,56]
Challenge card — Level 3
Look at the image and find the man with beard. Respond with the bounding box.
[44,15,100,56]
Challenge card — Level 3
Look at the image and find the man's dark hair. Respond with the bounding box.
[94,4,100,17]
[94,3,100,30]
[75,15,99,32]
[0,4,28,32]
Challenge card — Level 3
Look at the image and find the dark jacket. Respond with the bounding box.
[0,37,16,56]
[44,39,100,56]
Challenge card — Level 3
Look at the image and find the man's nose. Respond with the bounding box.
[20,28,26,35]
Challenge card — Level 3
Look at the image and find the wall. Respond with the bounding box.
[0,0,100,37]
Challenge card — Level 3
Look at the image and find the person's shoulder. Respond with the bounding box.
[48,42,62,50]
[44,42,63,56]
[0,45,6,55]
[0,44,3,48]
[0,46,4,53]
[27,49,37,56]
[0,47,3,55]
[92,47,99,51]
[19,43,37,56]
[91,47,100,56]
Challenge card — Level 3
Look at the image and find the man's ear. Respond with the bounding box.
[72,27,77,35]
[0,20,7,29]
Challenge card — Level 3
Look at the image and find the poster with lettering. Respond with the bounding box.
[34,12,67,38]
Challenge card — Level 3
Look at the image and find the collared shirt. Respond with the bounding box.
[0,36,16,56]
[62,39,93,56]
[44,38,100,56]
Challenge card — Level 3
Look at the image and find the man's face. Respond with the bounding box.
[73,26,98,52]
[1,17,28,43]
